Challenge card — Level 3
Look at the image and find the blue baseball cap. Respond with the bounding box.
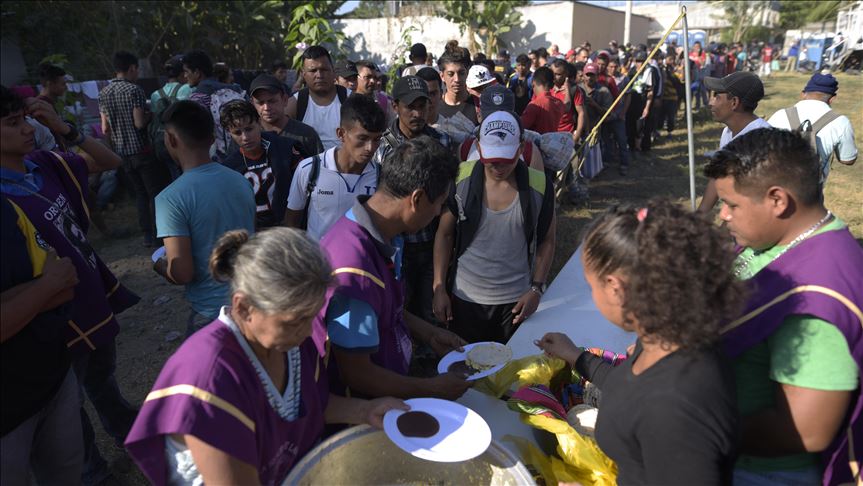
[803,73,838,96]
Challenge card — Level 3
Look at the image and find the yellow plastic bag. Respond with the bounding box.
[474,353,567,398]
[524,414,617,486]
[476,354,617,486]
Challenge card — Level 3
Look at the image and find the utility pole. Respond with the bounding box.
[624,0,632,46]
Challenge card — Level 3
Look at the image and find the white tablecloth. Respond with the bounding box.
[457,248,636,454]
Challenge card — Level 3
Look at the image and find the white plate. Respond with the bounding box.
[382,398,491,462]
[151,246,166,263]
[437,342,510,381]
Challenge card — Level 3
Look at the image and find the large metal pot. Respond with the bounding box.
[285,425,537,485]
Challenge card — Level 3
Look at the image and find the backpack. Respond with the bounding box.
[209,87,246,159]
[296,85,348,122]
[148,84,182,161]
[784,106,840,161]
[298,153,380,230]
[299,154,322,230]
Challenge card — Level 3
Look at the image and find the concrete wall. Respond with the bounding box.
[570,2,651,50]
[331,1,653,67]
[500,2,574,54]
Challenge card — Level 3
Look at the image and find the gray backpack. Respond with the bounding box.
[784,106,840,159]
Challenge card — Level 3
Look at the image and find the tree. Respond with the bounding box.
[778,0,856,30]
[714,0,771,44]
[1,1,344,82]
[284,3,347,68]
[440,0,526,57]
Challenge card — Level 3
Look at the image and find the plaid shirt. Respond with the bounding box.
[372,118,451,244]
[99,79,148,156]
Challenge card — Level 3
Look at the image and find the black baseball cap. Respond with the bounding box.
[480,85,515,120]
[335,59,358,79]
[392,75,430,104]
[249,74,285,95]
[704,71,765,107]
[410,43,427,59]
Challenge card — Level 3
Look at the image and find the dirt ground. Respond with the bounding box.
[87,71,862,484]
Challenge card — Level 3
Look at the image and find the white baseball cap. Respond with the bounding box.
[478,111,522,164]
[466,64,496,89]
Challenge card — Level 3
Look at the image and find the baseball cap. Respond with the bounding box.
[480,85,515,120]
[391,75,430,104]
[634,51,648,62]
[250,74,285,95]
[478,111,522,164]
[584,63,599,75]
[703,71,765,107]
[410,43,427,59]
[566,49,576,58]
[467,64,496,89]
[803,72,838,96]
[335,59,358,78]
[596,50,611,60]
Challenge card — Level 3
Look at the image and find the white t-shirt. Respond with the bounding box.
[719,117,772,149]
[767,99,858,181]
[286,147,378,241]
[293,91,346,151]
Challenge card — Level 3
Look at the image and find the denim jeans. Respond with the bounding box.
[186,310,213,338]
[72,340,138,485]
[733,466,821,486]
[0,369,83,485]
[659,99,678,133]
[123,153,170,239]
[603,117,630,168]
[95,169,118,209]
[402,241,437,325]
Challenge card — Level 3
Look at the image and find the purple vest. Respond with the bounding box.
[722,228,862,486]
[3,151,138,354]
[314,216,412,395]
[125,320,328,485]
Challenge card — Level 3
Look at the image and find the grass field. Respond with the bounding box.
[549,71,863,279]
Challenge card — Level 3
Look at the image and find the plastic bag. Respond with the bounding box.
[473,353,567,398]
[524,130,575,172]
[475,354,618,486]
[580,142,604,179]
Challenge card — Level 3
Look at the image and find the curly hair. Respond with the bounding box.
[582,198,745,351]
[704,127,821,207]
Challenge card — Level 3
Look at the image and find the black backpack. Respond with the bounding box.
[148,84,182,161]
[296,85,348,121]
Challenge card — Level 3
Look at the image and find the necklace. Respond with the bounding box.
[734,211,833,278]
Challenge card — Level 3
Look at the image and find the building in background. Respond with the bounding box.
[612,1,779,44]
[333,1,652,68]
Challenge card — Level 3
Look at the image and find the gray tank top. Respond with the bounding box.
[453,193,530,304]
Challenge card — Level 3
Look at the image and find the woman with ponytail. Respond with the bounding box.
[537,198,744,485]
[126,228,407,485]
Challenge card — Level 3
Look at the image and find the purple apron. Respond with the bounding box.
[125,320,329,485]
[3,151,138,354]
[313,215,413,396]
[723,228,862,486]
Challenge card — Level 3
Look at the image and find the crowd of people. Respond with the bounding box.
[1,31,860,486]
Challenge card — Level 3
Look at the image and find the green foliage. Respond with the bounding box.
[346,0,390,19]
[284,2,347,69]
[1,1,346,82]
[385,25,419,92]
[440,0,526,57]
[778,0,856,29]
[714,0,772,44]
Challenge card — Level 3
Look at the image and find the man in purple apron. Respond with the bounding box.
[0,87,140,485]
[706,127,861,486]
[314,135,471,400]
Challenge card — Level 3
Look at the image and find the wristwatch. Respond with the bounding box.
[62,121,85,146]
[530,280,546,295]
